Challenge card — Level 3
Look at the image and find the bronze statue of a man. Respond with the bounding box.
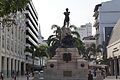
[63,8,70,27]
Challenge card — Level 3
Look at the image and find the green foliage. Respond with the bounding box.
[84,43,103,61]
[0,0,29,28]
[47,24,84,58]
[25,46,34,53]
[0,0,29,17]
[35,45,49,58]
[74,37,85,55]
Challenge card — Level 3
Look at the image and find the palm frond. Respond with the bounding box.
[69,25,77,30]
[51,24,60,29]
[71,31,80,38]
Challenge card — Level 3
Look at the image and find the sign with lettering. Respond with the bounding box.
[63,71,72,77]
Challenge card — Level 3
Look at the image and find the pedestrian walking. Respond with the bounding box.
[88,71,93,80]
[14,72,16,80]
[26,72,29,80]
[1,72,4,80]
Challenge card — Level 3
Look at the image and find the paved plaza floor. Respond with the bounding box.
[4,76,33,80]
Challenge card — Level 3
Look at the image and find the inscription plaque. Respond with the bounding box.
[63,71,72,77]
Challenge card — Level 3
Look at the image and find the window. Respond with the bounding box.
[2,35,4,48]
[11,41,13,51]
[15,43,17,53]
[7,38,10,50]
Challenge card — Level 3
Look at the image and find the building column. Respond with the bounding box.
[24,62,26,75]
[11,58,13,76]
[119,58,120,76]
[17,60,20,76]
[117,59,119,75]
[0,56,2,73]
[11,59,15,76]
[21,62,25,75]
[19,61,21,75]
[15,59,16,72]
[114,59,116,76]
[15,60,18,76]
[3,57,7,77]
[8,58,11,77]
[110,59,114,75]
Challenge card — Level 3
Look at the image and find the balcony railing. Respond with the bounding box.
[93,20,99,27]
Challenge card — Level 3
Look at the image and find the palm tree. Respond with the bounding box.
[47,25,61,46]
[87,43,102,61]
[35,45,49,66]
[47,25,62,58]
[47,24,84,57]
[25,46,36,74]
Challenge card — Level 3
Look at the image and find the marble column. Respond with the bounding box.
[3,57,7,77]
[0,56,1,73]
[8,58,11,77]
[114,58,117,76]
[110,59,114,76]
[19,61,21,75]
[24,62,26,75]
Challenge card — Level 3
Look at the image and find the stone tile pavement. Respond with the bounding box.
[3,76,33,80]
[104,76,120,80]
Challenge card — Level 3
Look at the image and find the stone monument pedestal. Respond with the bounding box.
[44,48,88,80]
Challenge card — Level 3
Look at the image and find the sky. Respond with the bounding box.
[32,0,110,40]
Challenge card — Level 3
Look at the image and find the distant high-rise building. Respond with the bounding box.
[24,0,39,69]
[38,24,47,45]
[76,23,92,40]
[93,0,120,58]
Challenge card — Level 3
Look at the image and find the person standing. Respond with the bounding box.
[88,71,93,80]
[1,72,4,80]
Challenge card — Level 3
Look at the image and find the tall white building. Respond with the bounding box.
[76,23,92,40]
[24,0,39,70]
[93,0,120,58]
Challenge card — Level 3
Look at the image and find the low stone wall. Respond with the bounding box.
[44,69,88,80]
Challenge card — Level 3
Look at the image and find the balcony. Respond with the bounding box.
[93,11,99,18]
[28,4,38,25]
[29,1,38,18]
[26,19,38,36]
[26,27,38,43]
[93,20,99,27]
[27,11,38,30]
[94,31,100,39]
[26,35,38,47]
[25,52,32,56]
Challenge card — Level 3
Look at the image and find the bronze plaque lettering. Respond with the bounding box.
[63,71,72,77]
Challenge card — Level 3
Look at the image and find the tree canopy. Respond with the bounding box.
[47,24,84,58]
[0,0,29,17]
[0,0,29,28]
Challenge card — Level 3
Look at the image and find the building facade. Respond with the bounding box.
[0,12,26,77]
[93,0,120,58]
[0,0,39,78]
[83,36,96,48]
[107,19,120,76]
[24,0,39,69]
[76,23,92,40]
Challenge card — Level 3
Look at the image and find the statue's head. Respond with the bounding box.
[66,8,69,11]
